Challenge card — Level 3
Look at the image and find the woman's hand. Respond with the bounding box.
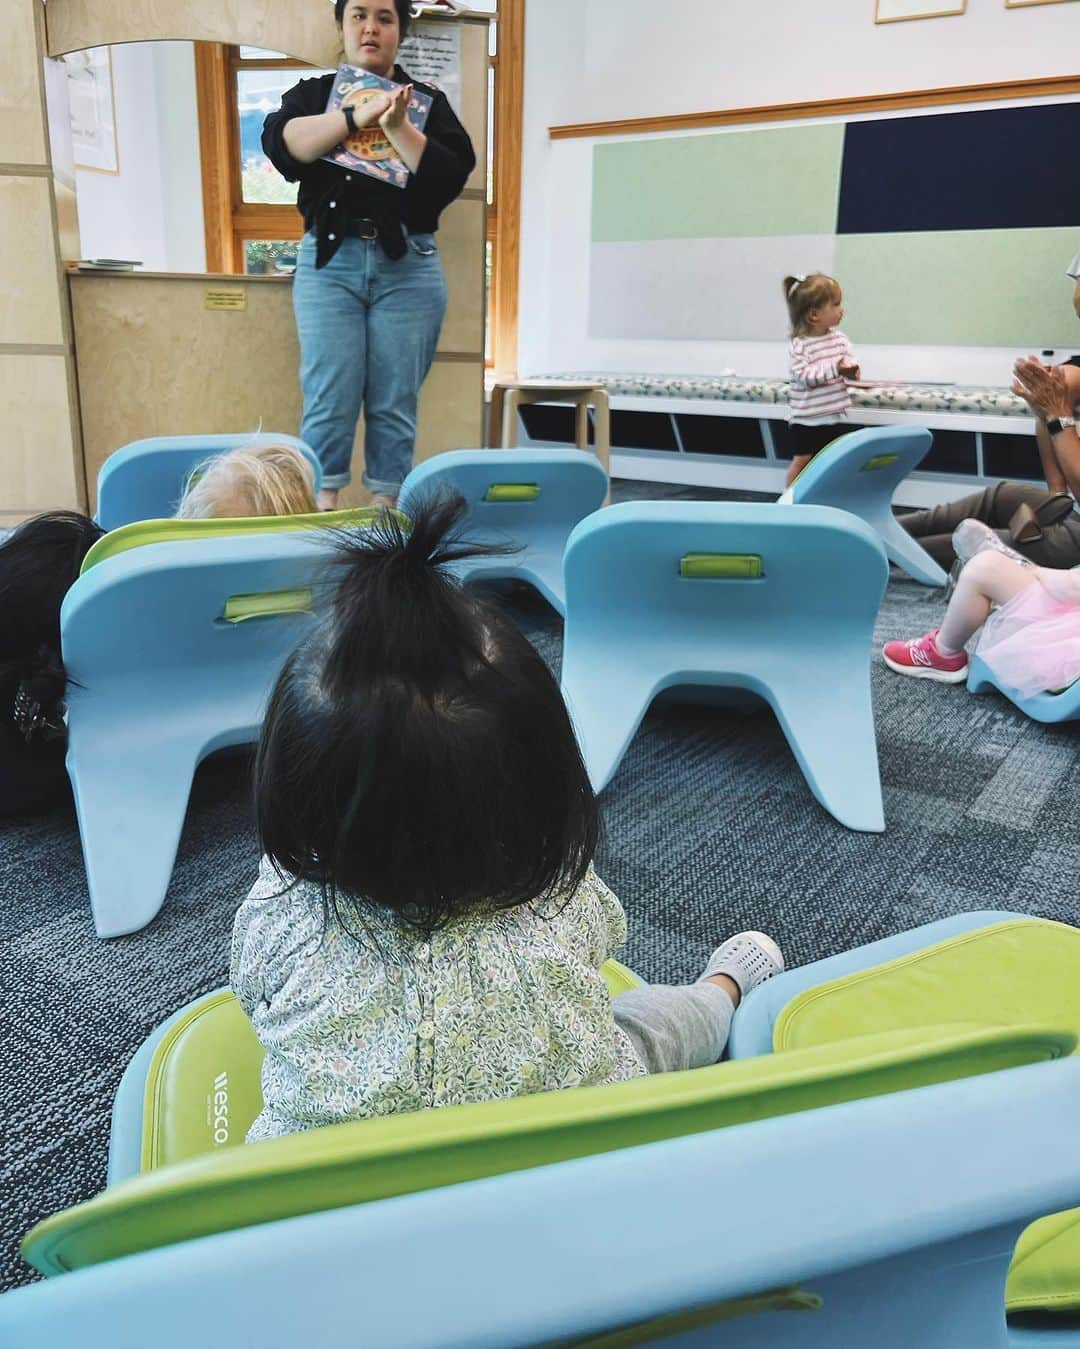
[378,85,426,173]
[1012,356,1074,420]
[346,91,392,129]
[379,85,413,134]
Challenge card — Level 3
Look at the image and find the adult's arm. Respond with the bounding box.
[1034,420,1069,495]
[262,76,388,176]
[1013,358,1080,499]
[406,90,477,211]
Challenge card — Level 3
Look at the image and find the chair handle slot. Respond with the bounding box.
[860,453,898,472]
[483,484,541,502]
[679,553,763,580]
[221,588,313,624]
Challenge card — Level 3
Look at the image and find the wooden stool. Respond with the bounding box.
[488,381,611,478]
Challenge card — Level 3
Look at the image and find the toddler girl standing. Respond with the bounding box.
[231,496,784,1141]
[783,273,861,487]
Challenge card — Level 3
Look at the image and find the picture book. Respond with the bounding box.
[321,64,433,190]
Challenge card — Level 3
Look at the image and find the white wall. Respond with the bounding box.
[74,41,206,273]
[518,0,1080,385]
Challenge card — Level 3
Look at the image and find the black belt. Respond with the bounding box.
[345,217,379,239]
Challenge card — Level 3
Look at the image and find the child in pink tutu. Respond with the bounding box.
[883,528,1080,697]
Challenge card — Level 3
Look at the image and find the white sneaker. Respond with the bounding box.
[699,931,784,999]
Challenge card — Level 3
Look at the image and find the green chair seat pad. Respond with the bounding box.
[22,1014,1070,1277]
[79,507,408,574]
[772,918,1080,1315]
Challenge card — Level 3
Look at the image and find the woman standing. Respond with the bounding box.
[263,2,476,509]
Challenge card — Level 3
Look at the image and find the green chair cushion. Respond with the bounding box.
[79,507,406,574]
[22,1017,1070,1277]
[772,917,1080,1315]
[1010,1211,1080,1315]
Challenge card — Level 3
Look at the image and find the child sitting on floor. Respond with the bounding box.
[175,441,317,519]
[883,523,1080,697]
[231,494,784,1141]
[1,442,318,814]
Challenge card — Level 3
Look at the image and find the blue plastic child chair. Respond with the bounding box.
[780,425,947,587]
[397,448,608,615]
[2,1035,1080,1347]
[729,909,1080,1347]
[560,501,890,831]
[967,650,1080,724]
[61,530,339,937]
[95,434,322,530]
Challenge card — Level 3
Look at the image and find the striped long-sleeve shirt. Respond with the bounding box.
[788,330,857,425]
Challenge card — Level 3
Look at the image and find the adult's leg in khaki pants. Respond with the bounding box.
[897,481,1066,567]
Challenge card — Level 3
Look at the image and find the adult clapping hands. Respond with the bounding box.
[1012,356,1078,427]
[898,264,1080,569]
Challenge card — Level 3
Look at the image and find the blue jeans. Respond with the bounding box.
[292,232,448,494]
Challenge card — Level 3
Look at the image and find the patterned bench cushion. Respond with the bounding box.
[536,373,1029,418]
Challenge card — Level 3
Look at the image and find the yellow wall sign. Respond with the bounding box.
[204,287,247,311]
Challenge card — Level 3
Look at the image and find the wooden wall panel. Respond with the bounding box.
[1,0,48,164]
[0,178,69,346]
[70,273,303,508]
[458,19,489,197]
[45,0,342,67]
[1,2,86,516]
[438,196,487,356]
[70,273,485,509]
[0,354,81,516]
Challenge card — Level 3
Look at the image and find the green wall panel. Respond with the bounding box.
[834,228,1080,349]
[591,125,845,243]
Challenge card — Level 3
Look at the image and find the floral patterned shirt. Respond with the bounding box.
[230,858,648,1141]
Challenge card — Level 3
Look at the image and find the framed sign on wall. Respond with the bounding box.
[65,46,119,174]
[875,0,966,21]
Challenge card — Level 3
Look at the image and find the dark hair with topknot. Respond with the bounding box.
[255,493,600,937]
[334,0,411,41]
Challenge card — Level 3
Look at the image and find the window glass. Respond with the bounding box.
[237,67,333,204]
[244,240,300,274]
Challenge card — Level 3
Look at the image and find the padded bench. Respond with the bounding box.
[536,372,1029,418]
[517,373,1038,506]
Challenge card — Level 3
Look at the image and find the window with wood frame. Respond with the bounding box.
[193,2,523,372]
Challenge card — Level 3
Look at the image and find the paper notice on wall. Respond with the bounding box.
[399,21,463,118]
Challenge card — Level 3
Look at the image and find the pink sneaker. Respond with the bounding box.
[882,629,968,683]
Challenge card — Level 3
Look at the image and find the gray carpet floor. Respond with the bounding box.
[3,483,1079,1293]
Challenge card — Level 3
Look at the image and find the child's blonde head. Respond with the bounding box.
[176,442,318,520]
[783,273,842,337]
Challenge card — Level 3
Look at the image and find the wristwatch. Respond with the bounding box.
[1047,415,1077,436]
[342,104,358,135]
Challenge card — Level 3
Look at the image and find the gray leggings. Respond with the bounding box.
[613,982,735,1073]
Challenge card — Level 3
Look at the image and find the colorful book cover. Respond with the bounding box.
[321,64,433,190]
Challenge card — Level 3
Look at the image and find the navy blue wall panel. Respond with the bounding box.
[837,104,1080,234]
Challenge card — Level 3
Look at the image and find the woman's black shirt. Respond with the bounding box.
[262,65,476,269]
